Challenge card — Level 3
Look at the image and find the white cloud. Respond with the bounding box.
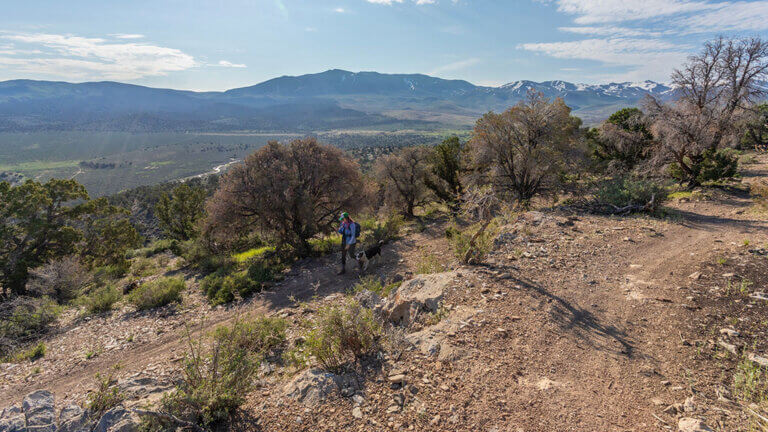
[334,7,347,12]
[558,26,665,37]
[217,60,246,68]
[0,32,197,80]
[530,0,768,82]
[539,0,718,24]
[430,57,480,75]
[679,1,768,33]
[520,38,690,82]
[109,33,145,39]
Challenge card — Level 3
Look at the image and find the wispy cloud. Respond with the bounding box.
[0,32,197,80]
[334,7,347,12]
[430,57,480,75]
[217,60,246,68]
[528,0,768,82]
[539,0,718,24]
[109,33,144,39]
[558,26,666,37]
[520,38,690,82]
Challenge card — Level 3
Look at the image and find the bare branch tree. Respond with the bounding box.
[646,36,768,186]
[373,146,435,218]
[467,91,581,205]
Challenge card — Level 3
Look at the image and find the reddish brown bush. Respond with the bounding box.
[203,138,363,255]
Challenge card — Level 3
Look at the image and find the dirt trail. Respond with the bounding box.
[0,231,447,406]
[2,156,766,431]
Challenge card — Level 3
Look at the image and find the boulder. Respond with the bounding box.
[22,390,56,431]
[0,405,26,432]
[382,272,455,327]
[93,406,140,432]
[678,418,713,432]
[58,405,92,432]
[283,369,341,406]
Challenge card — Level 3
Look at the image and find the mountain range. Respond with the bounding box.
[0,69,675,132]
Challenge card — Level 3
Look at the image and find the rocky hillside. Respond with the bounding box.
[1,154,767,432]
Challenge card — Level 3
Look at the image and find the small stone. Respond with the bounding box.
[683,396,696,412]
[717,340,738,355]
[386,405,401,414]
[677,417,713,432]
[393,394,405,406]
[719,328,739,338]
[663,403,683,415]
[352,394,364,406]
[352,407,363,419]
[688,272,702,280]
[388,374,406,384]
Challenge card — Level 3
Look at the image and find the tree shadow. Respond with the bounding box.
[673,209,766,233]
[508,274,637,358]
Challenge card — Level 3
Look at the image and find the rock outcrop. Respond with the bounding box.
[381,272,455,327]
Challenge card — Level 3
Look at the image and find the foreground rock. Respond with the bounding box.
[283,369,342,406]
[0,384,174,432]
[382,272,455,327]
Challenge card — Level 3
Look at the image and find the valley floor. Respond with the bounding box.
[2,155,768,431]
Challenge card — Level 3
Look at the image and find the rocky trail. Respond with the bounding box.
[2,155,767,431]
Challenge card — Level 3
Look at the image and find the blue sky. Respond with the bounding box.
[1,0,767,90]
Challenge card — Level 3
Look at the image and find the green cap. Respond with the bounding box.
[339,212,349,221]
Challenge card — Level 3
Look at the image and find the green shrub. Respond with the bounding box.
[293,297,381,371]
[87,372,124,417]
[448,223,494,265]
[309,236,337,256]
[129,257,158,278]
[7,341,46,362]
[6,298,62,336]
[198,255,236,276]
[82,284,122,315]
[160,319,262,427]
[232,246,274,263]
[126,239,178,259]
[595,177,669,213]
[370,214,404,243]
[93,262,130,282]
[212,316,287,355]
[416,252,445,274]
[200,273,234,306]
[224,273,259,299]
[128,277,185,311]
[246,257,284,285]
[1,298,61,358]
[351,275,400,297]
[669,148,738,184]
[733,355,767,403]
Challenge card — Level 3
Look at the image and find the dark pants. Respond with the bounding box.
[341,242,356,270]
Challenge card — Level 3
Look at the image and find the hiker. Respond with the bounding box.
[337,212,360,275]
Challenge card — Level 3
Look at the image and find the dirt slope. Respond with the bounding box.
[1,154,767,431]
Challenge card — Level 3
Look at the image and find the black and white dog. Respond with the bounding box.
[356,240,384,271]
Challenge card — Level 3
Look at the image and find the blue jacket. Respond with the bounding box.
[338,220,357,245]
